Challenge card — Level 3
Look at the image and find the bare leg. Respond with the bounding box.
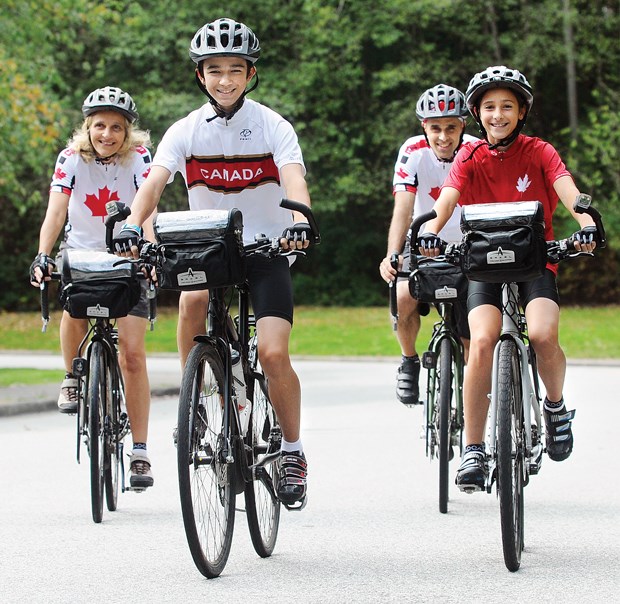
[525,298,564,401]
[117,315,150,445]
[462,304,501,446]
[395,280,420,356]
[59,311,88,372]
[177,290,210,368]
[255,316,300,443]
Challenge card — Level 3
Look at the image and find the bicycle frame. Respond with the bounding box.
[198,283,281,487]
[74,320,129,475]
[485,283,543,491]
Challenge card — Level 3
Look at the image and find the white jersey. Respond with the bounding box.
[50,146,152,249]
[392,134,479,243]
[152,99,306,245]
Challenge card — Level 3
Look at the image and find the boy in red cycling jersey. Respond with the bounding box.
[418,66,597,491]
[380,84,478,405]
[113,18,311,507]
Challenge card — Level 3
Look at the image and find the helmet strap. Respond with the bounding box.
[471,107,528,151]
[87,133,118,164]
[195,69,260,122]
[421,120,466,163]
[94,154,117,164]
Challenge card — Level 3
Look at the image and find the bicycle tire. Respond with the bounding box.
[104,360,120,512]
[177,342,236,578]
[496,339,525,572]
[438,337,453,514]
[88,341,105,524]
[244,369,281,557]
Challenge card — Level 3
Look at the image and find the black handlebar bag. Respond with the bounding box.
[459,201,547,283]
[409,258,468,303]
[59,249,140,319]
[153,208,246,291]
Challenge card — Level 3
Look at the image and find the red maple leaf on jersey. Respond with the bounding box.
[84,186,120,221]
[54,167,67,181]
[429,186,442,200]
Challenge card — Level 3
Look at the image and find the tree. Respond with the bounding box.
[1,0,618,310]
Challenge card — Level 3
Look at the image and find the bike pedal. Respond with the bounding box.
[402,400,423,408]
[282,495,307,512]
[457,484,484,495]
[125,486,146,493]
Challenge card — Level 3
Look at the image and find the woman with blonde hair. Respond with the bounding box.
[30,86,155,489]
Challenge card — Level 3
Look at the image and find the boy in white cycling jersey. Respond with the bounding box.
[113,18,312,508]
[418,66,597,490]
[379,84,478,405]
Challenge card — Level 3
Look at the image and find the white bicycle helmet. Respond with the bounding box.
[82,86,138,123]
[189,18,261,64]
[465,66,533,149]
[416,84,468,120]
[465,65,533,113]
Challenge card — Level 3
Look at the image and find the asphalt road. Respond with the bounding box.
[0,360,618,603]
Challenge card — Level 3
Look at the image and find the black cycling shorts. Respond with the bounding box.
[247,255,294,325]
[128,279,149,320]
[467,269,560,312]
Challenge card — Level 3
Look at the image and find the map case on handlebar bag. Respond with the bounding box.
[59,249,141,319]
[153,208,246,291]
[459,201,547,283]
[409,258,468,303]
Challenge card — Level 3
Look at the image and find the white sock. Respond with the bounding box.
[281,438,303,454]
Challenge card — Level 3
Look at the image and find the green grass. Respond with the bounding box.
[1,306,619,359]
[0,368,65,387]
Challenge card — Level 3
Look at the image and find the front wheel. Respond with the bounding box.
[437,337,453,514]
[496,339,525,572]
[244,369,281,557]
[104,363,121,512]
[177,343,236,578]
[88,341,105,524]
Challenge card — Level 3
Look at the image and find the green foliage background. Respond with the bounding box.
[1,0,618,309]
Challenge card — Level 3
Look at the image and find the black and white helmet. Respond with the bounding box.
[82,86,138,123]
[189,18,261,64]
[465,65,533,113]
[416,84,467,120]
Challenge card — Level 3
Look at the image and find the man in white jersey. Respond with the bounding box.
[113,18,312,508]
[379,84,478,405]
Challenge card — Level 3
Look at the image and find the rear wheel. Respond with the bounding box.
[88,342,105,524]
[437,337,453,514]
[497,339,525,572]
[245,368,281,557]
[177,343,235,578]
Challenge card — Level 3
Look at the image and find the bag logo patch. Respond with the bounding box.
[434,286,458,299]
[177,268,207,287]
[487,247,516,265]
[87,304,110,318]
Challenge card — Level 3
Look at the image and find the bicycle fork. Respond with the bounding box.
[486,288,543,492]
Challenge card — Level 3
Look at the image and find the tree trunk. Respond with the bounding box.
[563,0,578,140]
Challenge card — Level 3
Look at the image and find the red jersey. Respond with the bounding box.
[445,135,571,244]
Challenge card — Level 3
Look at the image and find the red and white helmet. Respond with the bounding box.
[416,84,467,120]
